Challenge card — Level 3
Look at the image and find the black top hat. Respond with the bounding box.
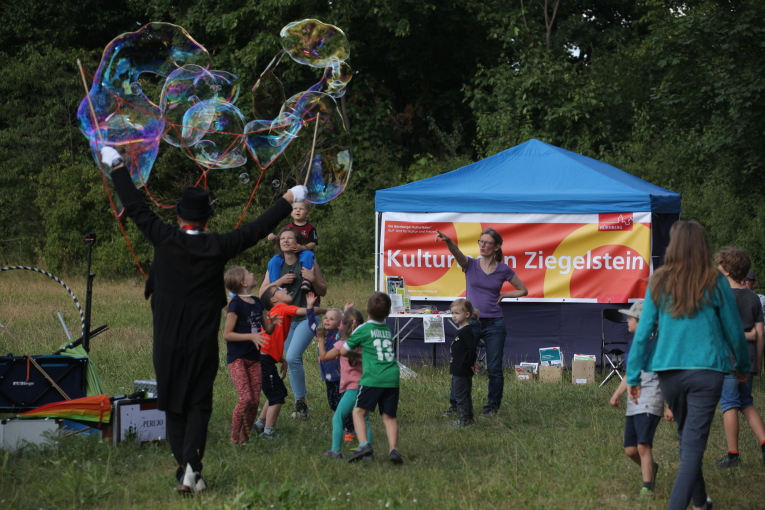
[174,187,214,220]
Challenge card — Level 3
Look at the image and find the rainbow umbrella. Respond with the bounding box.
[17,394,112,427]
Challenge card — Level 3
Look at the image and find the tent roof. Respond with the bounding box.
[375,139,681,214]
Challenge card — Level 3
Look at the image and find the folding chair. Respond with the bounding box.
[599,308,629,387]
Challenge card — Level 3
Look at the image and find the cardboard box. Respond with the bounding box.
[515,365,536,381]
[539,366,564,382]
[571,359,595,384]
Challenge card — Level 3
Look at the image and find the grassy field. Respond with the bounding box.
[1,270,764,509]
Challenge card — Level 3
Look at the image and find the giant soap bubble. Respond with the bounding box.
[280,19,350,68]
[78,23,210,188]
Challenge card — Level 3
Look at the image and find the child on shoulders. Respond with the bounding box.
[267,201,318,292]
[609,300,673,499]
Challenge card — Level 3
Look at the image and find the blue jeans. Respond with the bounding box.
[658,369,723,510]
[284,318,314,401]
[449,317,507,412]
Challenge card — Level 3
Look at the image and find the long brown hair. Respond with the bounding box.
[649,220,719,318]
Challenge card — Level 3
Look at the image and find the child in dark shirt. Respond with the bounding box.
[448,298,479,427]
[223,266,270,445]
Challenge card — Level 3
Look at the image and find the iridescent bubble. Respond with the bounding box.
[272,179,281,188]
[181,98,247,168]
[160,65,240,147]
[321,60,352,98]
[278,92,352,204]
[244,112,303,170]
[280,19,350,68]
[239,173,250,184]
[78,23,210,187]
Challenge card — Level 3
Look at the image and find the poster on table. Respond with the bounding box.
[378,212,652,303]
[422,316,446,343]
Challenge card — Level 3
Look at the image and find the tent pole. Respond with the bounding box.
[374,212,380,291]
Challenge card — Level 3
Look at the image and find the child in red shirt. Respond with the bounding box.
[254,287,323,438]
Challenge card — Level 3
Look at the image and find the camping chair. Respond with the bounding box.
[599,308,629,387]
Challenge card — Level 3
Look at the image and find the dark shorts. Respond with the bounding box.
[261,355,287,405]
[355,386,399,418]
[623,413,662,448]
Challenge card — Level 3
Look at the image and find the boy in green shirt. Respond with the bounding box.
[341,292,403,464]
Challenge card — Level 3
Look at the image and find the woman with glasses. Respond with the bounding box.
[260,227,327,420]
[435,228,528,418]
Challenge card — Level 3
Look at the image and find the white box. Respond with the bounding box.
[0,418,59,452]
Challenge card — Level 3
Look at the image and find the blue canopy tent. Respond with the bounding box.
[374,139,681,366]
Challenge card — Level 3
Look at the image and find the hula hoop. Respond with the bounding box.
[0,266,85,338]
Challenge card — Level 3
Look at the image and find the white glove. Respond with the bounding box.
[289,185,308,203]
[100,146,123,167]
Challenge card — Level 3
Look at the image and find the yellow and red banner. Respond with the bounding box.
[378,212,652,302]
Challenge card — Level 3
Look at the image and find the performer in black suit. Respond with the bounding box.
[102,147,305,494]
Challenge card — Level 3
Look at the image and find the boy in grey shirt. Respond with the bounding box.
[609,300,674,498]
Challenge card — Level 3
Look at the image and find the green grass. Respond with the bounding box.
[1,272,764,509]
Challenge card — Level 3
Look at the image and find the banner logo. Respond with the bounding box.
[598,213,633,231]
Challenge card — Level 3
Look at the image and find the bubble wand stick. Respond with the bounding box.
[303,113,320,187]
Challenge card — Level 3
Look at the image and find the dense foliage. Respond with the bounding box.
[1,0,764,277]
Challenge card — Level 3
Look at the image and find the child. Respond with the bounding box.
[267,201,318,291]
[253,286,323,438]
[308,305,355,441]
[341,292,403,465]
[448,298,479,427]
[317,307,374,459]
[714,248,765,468]
[223,266,269,445]
[609,300,672,498]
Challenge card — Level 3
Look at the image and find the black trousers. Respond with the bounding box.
[166,393,213,480]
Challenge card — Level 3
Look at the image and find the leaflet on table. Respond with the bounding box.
[539,347,563,366]
[573,354,597,361]
[422,315,446,343]
[386,276,410,313]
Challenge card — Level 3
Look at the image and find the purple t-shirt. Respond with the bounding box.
[464,257,516,318]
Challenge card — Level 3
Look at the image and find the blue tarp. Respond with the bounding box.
[375,139,681,214]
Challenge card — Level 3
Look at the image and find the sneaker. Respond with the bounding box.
[442,407,458,417]
[252,420,265,434]
[703,497,714,510]
[344,432,356,443]
[639,487,654,499]
[347,443,374,463]
[715,455,740,468]
[292,400,309,420]
[321,450,343,459]
[262,429,278,439]
[451,417,475,428]
[389,449,404,465]
[479,408,498,419]
[301,279,312,292]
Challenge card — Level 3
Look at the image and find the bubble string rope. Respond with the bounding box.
[75,63,324,276]
[76,21,353,277]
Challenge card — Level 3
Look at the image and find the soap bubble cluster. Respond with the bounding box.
[78,19,352,205]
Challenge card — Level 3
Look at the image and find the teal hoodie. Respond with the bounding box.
[626,273,750,386]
